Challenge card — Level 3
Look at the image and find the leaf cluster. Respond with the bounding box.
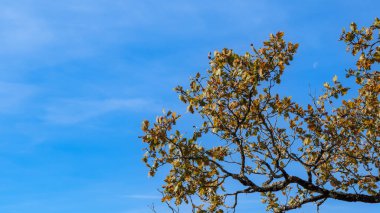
[141,18,380,212]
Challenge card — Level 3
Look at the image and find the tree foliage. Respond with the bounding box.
[141,18,380,212]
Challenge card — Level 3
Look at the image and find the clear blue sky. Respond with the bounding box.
[0,0,379,212]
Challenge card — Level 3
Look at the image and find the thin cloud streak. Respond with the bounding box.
[0,81,38,113]
[43,98,159,124]
[0,7,54,55]
[124,194,161,200]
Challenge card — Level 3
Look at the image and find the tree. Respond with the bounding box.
[140,18,380,212]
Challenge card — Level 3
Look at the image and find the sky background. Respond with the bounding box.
[0,0,379,212]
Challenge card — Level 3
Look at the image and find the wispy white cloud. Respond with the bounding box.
[313,62,319,69]
[0,7,54,55]
[0,81,38,113]
[123,194,161,200]
[44,98,158,124]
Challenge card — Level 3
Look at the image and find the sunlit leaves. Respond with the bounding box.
[141,18,380,212]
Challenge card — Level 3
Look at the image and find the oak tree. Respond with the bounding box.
[141,18,380,212]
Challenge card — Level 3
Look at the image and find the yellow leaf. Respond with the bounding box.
[333,75,338,82]
[141,120,149,132]
[304,137,311,145]
[179,95,186,103]
[187,105,194,113]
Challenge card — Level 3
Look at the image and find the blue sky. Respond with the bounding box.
[0,0,379,212]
